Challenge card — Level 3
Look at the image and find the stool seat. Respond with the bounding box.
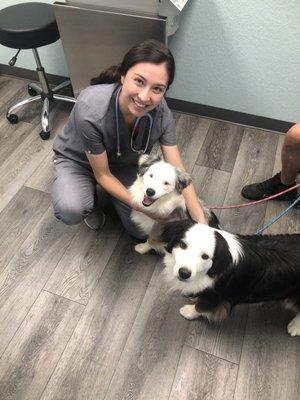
[0,2,59,49]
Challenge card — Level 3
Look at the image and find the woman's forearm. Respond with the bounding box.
[96,173,136,209]
[183,183,207,224]
[86,151,138,209]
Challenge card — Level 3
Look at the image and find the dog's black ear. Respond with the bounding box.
[165,238,177,254]
[208,211,221,229]
[138,154,161,176]
[208,230,232,277]
[175,169,192,193]
[162,219,195,253]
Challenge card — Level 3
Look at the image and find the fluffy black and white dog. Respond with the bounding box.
[130,154,219,254]
[162,220,300,336]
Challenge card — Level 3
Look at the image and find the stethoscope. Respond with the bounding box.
[115,86,153,157]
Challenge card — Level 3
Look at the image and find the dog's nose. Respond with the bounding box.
[146,188,155,197]
[178,267,191,280]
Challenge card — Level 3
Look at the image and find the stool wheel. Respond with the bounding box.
[7,113,19,124]
[40,130,50,140]
[28,85,37,97]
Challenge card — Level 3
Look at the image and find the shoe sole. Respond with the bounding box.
[84,214,106,231]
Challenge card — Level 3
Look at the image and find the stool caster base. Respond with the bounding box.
[40,130,50,140]
[28,86,37,97]
[7,113,19,124]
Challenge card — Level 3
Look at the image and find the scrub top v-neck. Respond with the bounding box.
[115,93,154,157]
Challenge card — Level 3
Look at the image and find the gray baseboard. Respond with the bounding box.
[166,97,294,134]
[0,63,294,133]
[0,63,68,85]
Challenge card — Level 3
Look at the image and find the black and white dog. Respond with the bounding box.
[130,154,219,254]
[162,220,300,336]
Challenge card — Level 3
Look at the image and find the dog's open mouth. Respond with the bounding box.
[142,195,156,207]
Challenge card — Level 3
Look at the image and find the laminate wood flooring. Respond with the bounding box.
[0,75,299,400]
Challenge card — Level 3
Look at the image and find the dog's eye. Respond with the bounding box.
[179,240,187,250]
[149,174,153,178]
[164,181,169,185]
[201,253,209,260]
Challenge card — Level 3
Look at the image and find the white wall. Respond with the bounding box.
[0,0,299,122]
[168,0,300,122]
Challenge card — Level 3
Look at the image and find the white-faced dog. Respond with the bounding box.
[129,154,219,254]
[162,220,300,336]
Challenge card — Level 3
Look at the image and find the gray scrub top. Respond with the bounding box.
[53,83,177,173]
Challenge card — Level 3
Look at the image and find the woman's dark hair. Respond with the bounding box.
[90,39,175,89]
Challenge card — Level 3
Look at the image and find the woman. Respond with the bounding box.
[52,40,207,239]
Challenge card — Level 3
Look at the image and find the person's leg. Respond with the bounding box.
[111,198,146,240]
[281,123,300,184]
[241,123,300,201]
[52,156,104,228]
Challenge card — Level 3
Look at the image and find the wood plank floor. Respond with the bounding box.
[0,75,299,400]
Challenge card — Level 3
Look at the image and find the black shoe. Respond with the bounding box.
[84,209,106,230]
[241,172,298,201]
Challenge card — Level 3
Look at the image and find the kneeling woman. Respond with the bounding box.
[52,40,206,239]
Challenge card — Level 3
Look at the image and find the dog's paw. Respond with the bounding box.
[179,304,201,320]
[287,314,300,336]
[134,242,151,254]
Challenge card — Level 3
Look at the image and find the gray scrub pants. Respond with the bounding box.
[52,155,144,239]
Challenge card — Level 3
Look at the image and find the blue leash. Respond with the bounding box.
[255,194,300,235]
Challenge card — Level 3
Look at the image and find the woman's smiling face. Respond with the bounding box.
[118,62,169,124]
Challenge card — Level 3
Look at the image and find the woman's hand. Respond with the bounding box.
[132,205,170,222]
[132,202,179,222]
[148,209,181,222]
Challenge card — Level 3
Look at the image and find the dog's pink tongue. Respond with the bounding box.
[142,195,155,207]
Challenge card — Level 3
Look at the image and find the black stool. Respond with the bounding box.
[0,2,76,140]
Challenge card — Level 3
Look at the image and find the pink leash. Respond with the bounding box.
[209,182,300,210]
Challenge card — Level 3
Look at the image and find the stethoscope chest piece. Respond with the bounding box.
[115,86,153,157]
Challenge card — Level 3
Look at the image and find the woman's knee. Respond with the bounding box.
[53,199,94,225]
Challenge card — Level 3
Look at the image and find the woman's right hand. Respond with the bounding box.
[133,204,178,222]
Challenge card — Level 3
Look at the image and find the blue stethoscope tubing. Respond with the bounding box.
[115,86,153,157]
